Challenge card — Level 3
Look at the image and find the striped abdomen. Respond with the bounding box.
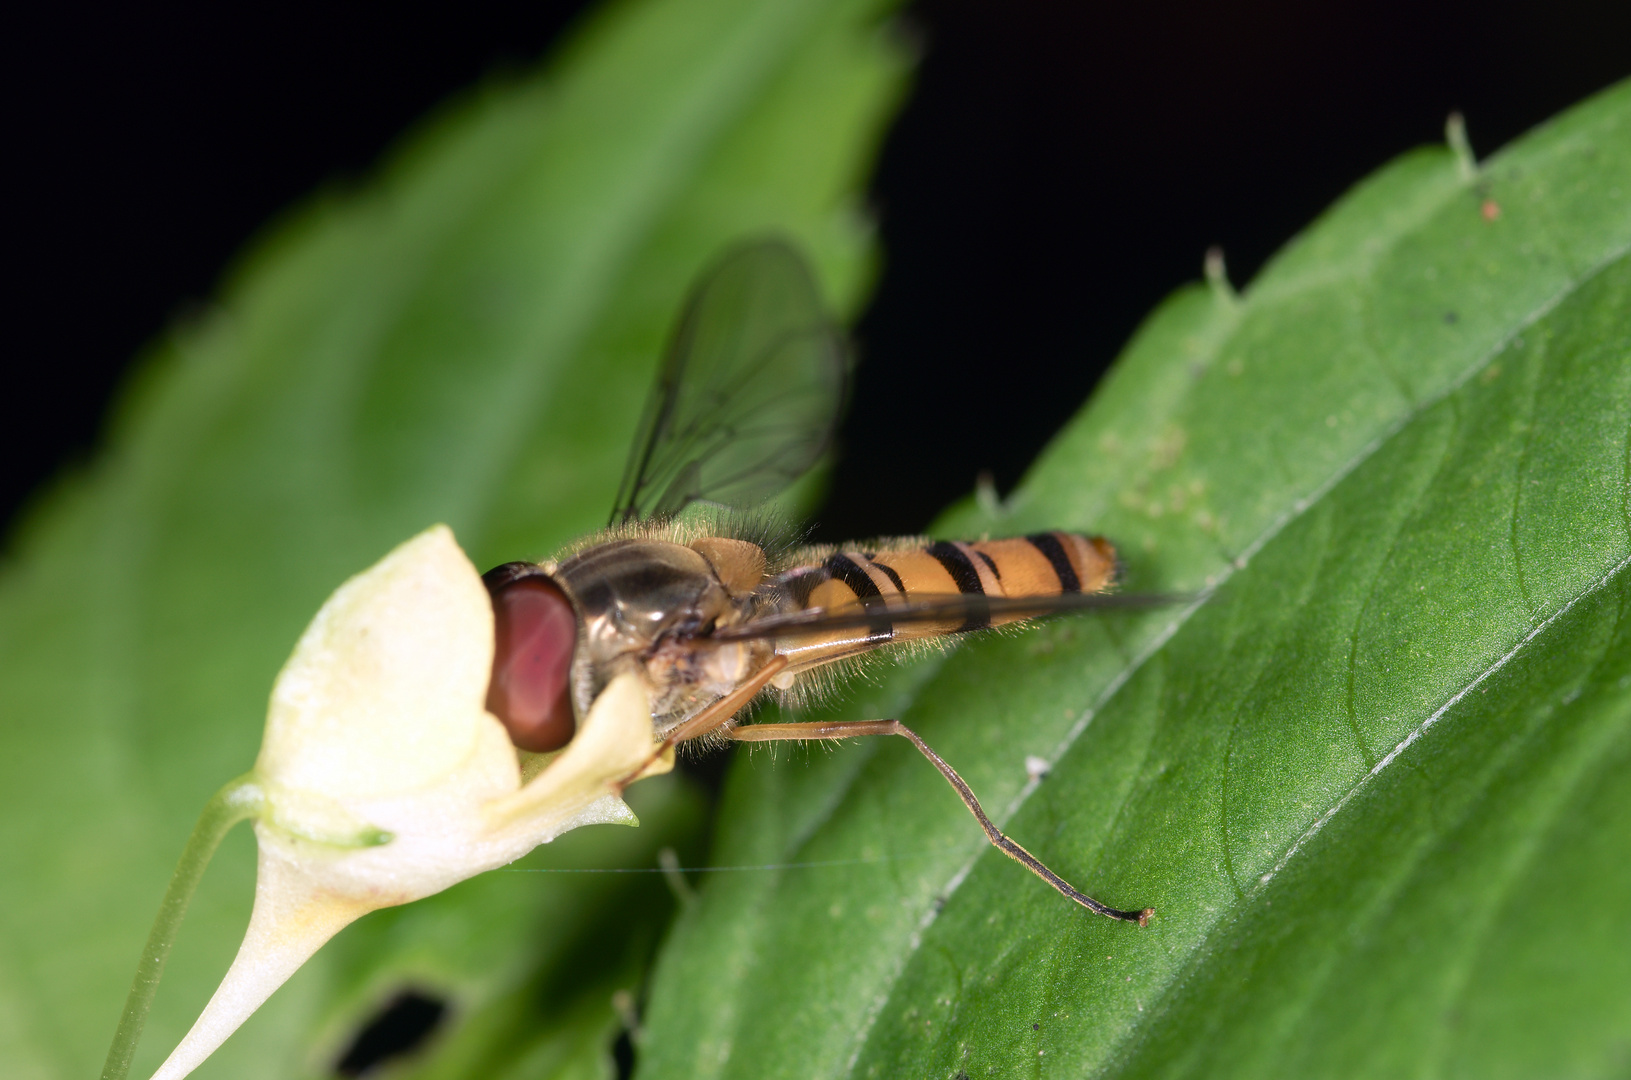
[773,532,1117,672]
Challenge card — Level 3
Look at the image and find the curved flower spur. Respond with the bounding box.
[105,240,1160,1080]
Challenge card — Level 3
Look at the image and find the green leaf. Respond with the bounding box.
[635,82,1631,1078]
[0,1,908,1077]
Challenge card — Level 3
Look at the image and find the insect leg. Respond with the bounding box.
[617,655,790,790]
[729,719,1153,926]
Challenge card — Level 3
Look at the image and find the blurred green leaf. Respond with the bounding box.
[0,0,908,1077]
[635,83,1631,1078]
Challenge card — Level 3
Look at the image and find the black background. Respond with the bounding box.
[5,0,1628,541]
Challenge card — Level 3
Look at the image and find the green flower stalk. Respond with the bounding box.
[101,777,263,1080]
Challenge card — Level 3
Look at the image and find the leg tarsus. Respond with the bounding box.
[730,717,1150,925]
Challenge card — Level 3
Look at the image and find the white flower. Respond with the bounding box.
[148,526,670,1080]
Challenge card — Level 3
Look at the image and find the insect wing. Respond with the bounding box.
[611,239,847,524]
[709,590,1182,642]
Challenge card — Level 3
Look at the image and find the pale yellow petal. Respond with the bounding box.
[487,669,671,847]
[257,525,516,801]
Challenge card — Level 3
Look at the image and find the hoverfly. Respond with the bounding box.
[481,239,1153,926]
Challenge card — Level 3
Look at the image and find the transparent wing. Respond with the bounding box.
[708,591,1185,642]
[610,238,848,524]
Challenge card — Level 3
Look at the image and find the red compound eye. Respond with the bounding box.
[486,577,577,752]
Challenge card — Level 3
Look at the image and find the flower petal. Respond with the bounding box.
[257,525,517,803]
[487,668,673,847]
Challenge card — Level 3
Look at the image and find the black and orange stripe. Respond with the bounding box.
[773,532,1116,672]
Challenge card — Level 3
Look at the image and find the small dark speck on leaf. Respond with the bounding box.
[1443,311,1460,324]
[1032,1022,1040,1032]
